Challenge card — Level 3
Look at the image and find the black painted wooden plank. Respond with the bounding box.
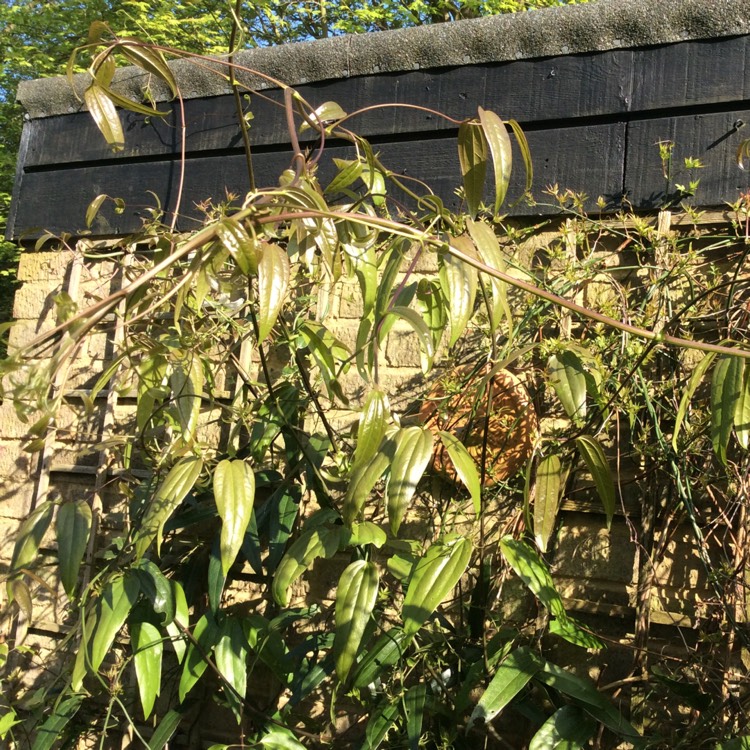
[631,36,750,114]
[11,122,625,238]
[624,110,750,210]
[22,50,633,168]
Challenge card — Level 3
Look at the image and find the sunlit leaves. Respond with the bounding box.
[131,621,163,719]
[532,454,563,553]
[440,237,478,348]
[458,121,487,218]
[134,457,204,559]
[387,426,433,535]
[83,83,124,151]
[548,350,587,422]
[9,500,53,575]
[672,352,716,450]
[478,107,512,214]
[215,614,249,721]
[217,218,258,276]
[402,536,472,637]
[214,459,256,577]
[711,355,744,464]
[334,560,379,682]
[257,243,291,343]
[575,436,615,528]
[56,500,92,598]
[437,430,481,515]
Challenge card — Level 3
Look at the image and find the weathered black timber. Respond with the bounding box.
[8,0,750,239]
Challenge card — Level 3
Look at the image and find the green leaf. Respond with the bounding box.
[672,351,716,450]
[134,560,175,626]
[349,521,387,548]
[718,738,750,750]
[131,621,163,719]
[334,560,379,682]
[0,710,20,739]
[533,455,563,554]
[575,436,615,529]
[387,426,434,535]
[148,709,182,750]
[416,278,447,353]
[85,194,109,228]
[272,526,343,607]
[548,617,604,650]
[508,119,533,194]
[437,430,481,515]
[353,389,389,469]
[466,219,512,333]
[56,500,92,598]
[528,705,596,750]
[259,727,306,749]
[214,459,256,577]
[179,613,220,701]
[535,660,642,743]
[217,218,258,276]
[31,696,82,750]
[405,683,428,750]
[10,500,53,573]
[478,108,512,213]
[215,614,250,721]
[164,581,189,663]
[500,536,566,619]
[326,159,365,194]
[458,120,487,218]
[402,536,472,637]
[84,82,124,150]
[548,350,587,422]
[711,356,744,464]
[363,700,400,750]
[440,239,478,348]
[469,646,542,728]
[257,243,291,343]
[299,100,347,133]
[383,306,436,374]
[735,366,750,450]
[170,357,202,442]
[343,440,395,527]
[134,456,204,560]
[116,41,178,96]
[352,627,409,688]
[72,573,140,691]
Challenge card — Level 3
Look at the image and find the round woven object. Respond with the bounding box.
[419,366,538,487]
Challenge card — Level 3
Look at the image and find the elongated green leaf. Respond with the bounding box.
[10,500,53,573]
[466,219,512,333]
[56,501,92,598]
[217,218,258,276]
[387,426,434,535]
[508,119,533,194]
[215,615,249,721]
[131,621,163,720]
[536,660,642,743]
[437,430,481,515]
[334,560,379,682]
[343,441,395,527]
[116,41,178,95]
[84,82,124,150]
[458,121,487,218]
[349,521,387,548]
[134,560,175,626]
[179,613,219,701]
[170,357,202,442]
[257,243,291,343]
[9,579,32,622]
[363,700,400,750]
[214,459,256,577]
[529,705,596,750]
[72,573,140,691]
[134,456,203,560]
[736,366,750,450]
[575,436,615,528]
[352,628,409,688]
[672,352,716,450]
[85,194,109,229]
[148,709,182,750]
[469,646,542,728]
[533,455,563,553]
[164,581,189,663]
[416,277,447,353]
[478,107,512,213]
[440,239,479,348]
[31,696,82,750]
[383,306,436,374]
[711,356,744,465]
[403,536,472,636]
[354,389,389,469]
[548,616,604,650]
[405,683,428,750]
[259,727,306,749]
[272,526,343,607]
[548,351,587,422]
[500,536,566,618]
[326,159,365,195]
[299,100,347,133]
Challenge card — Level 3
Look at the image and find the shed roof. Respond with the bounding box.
[17,0,750,119]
